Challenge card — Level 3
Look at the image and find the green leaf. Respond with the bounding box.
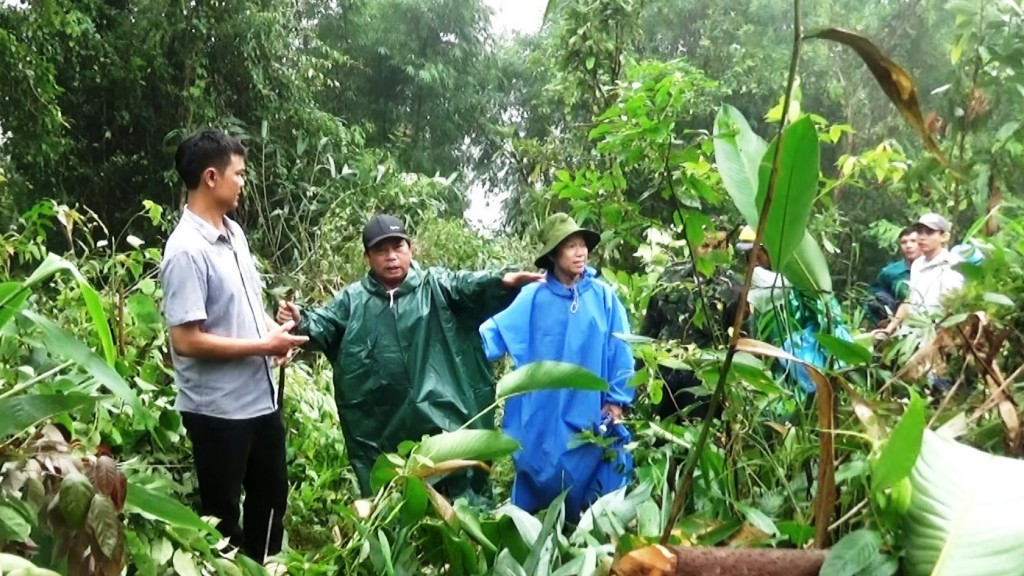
[417,429,520,464]
[401,477,429,525]
[713,104,767,226]
[872,393,925,493]
[86,494,121,557]
[819,529,883,576]
[815,333,873,366]
[782,232,833,294]
[0,393,96,440]
[496,361,608,401]
[0,501,32,542]
[20,310,145,423]
[454,498,496,552]
[78,281,117,366]
[754,116,819,271]
[713,106,831,293]
[735,502,779,537]
[172,549,201,576]
[982,292,1015,307]
[126,483,219,536]
[905,430,1024,575]
[21,254,116,365]
[0,282,30,330]
[493,548,528,576]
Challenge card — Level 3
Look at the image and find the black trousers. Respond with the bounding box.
[181,409,287,562]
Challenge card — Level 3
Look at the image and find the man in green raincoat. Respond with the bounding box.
[277,214,542,498]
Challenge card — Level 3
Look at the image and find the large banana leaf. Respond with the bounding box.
[754,116,819,272]
[905,430,1024,576]
[495,361,608,401]
[712,105,832,293]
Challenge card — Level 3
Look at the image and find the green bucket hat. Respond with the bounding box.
[534,212,601,269]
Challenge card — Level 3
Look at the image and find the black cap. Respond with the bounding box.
[362,214,410,249]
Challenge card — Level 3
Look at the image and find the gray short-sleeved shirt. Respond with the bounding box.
[159,207,276,419]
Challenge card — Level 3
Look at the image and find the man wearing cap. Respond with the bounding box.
[885,213,964,333]
[866,226,920,327]
[276,214,542,499]
[479,213,635,523]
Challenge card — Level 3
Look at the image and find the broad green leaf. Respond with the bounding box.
[905,430,1024,575]
[86,494,121,557]
[819,529,883,576]
[454,498,496,553]
[0,393,96,440]
[872,392,925,493]
[815,333,873,366]
[78,281,116,367]
[754,116,819,271]
[713,104,767,226]
[0,282,30,330]
[401,477,429,525]
[782,232,833,293]
[495,361,608,401]
[20,254,116,365]
[495,504,543,547]
[417,429,520,464]
[713,106,832,293]
[735,502,779,537]
[0,502,32,542]
[493,548,529,576]
[20,310,145,423]
[172,549,201,576]
[233,554,269,576]
[126,483,219,536]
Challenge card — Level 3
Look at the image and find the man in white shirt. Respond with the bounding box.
[885,213,965,334]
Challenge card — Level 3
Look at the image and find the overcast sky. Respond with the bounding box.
[485,0,546,36]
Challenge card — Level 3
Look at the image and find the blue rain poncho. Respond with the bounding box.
[480,267,634,522]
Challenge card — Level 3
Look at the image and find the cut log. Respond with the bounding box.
[612,545,828,576]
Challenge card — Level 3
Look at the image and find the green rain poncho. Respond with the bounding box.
[296,262,517,496]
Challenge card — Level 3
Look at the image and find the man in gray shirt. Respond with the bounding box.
[160,130,307,562]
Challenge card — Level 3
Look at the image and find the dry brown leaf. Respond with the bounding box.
[411,459,491,479]
[805,28,953,170]
[423,482,456,526]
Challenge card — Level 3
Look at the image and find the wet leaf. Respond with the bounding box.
[59,471,95,528]
[88,456,126,511]
[0,393,96,440]
[873,392,925,493]
[819,529,884,576]
[87,494,120,557]
[126,483,218,536]
[424,482,456,525]
[417,429,520,464]
[495,361,608,400]
[172,549,201,576]
[804,28,952,169]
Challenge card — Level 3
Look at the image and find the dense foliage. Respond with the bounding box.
[2,0,1024,574]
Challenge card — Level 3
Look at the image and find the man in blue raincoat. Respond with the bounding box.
[480,213,635,523]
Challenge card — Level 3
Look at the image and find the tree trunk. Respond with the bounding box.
[612,545,828,576]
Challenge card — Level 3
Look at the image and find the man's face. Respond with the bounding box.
[207,154,246,211]
[899,232,921,261]
[365,237,412,287]
[916,226,946,257]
